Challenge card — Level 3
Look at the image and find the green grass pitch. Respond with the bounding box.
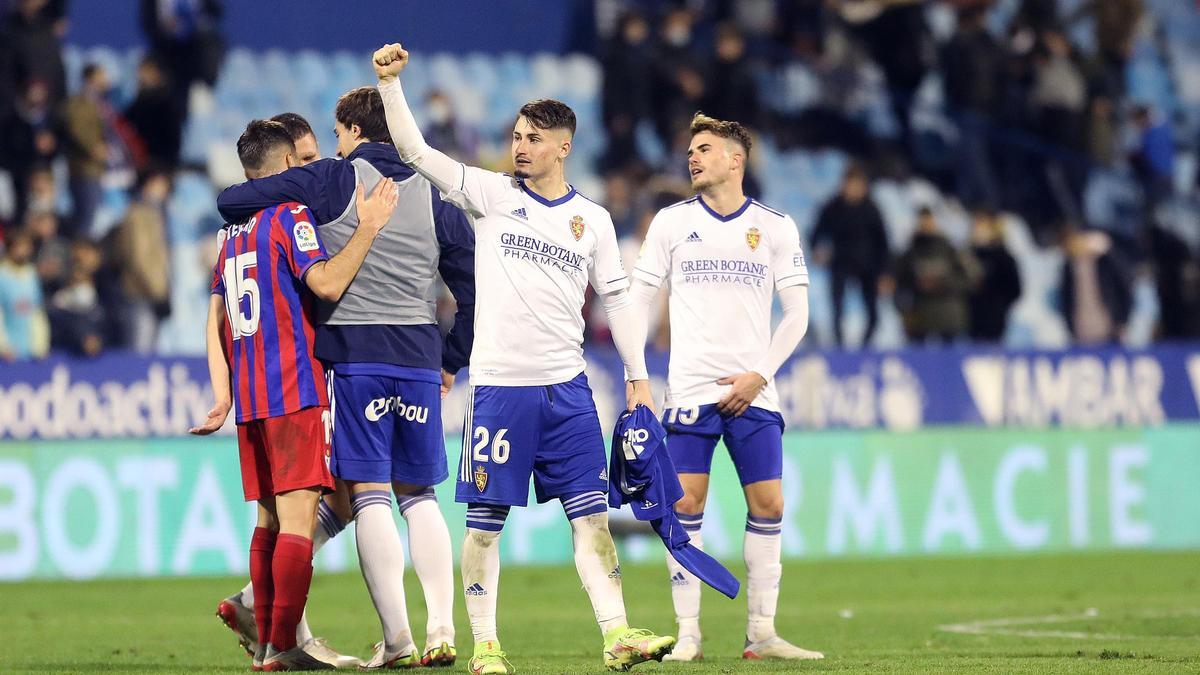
[1,551,1196,673]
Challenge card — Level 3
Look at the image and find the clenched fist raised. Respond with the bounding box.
[373,43,409,82]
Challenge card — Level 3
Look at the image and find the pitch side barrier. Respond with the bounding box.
[2,345,1199,440]
[1,345,1198,580]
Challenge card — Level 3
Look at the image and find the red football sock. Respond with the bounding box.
[249,527,278,651]
[269,534,314,652]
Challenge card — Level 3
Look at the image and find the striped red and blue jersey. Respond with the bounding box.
[210,202,330,423]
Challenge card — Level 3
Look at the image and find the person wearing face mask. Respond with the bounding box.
[423,90,479,164]
[652,8,703,149]
[104,167,174,352]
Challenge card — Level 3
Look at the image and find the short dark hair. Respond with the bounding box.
[270,112,315,142]
[236,120,295,172]
[82,63,103,83]
[689,112,751,157]
[334,87,391,143]
[518,99,576,136]
[135,163,174,193]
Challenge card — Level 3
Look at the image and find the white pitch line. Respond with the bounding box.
[937,608,1200,641]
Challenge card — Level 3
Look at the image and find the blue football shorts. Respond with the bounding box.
[661,403,784,485]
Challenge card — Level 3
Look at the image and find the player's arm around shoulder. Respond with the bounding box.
[303,179,399,302]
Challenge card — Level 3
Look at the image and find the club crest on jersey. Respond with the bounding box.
[294,221,319,252]
[474,465,488,492]
[570,215,585,241]
[746,227,761,251]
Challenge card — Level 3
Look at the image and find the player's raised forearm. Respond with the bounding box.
[374,44,463,195]
[305,180,397,301]
[752,285,810,381]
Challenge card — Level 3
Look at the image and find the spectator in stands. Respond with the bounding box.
[774,0,826,63]
[26,208,67,294]
[1069,0,1144,96]
[0,0,67,108]
[126,55,186,170]
[702,22,760,129]
[106,168,172,353]
[1150,222,1200,339]
[140,0,225,96]
[1030,27,1087,155]
[0,78,60,222]
[1028,27,1088,229]
[1059,227,1133,345]
[652,7,703,147]
[423,89,479,164]
[1129,105,1175,214]
[892,207,978,344]
[23,164,59,216]
[840,0,931,152]
[599,173,634,238]
[48,238,106,356]
[941,6,1001,209]
[967,210,1022,342]
[0,229,49,360]
[601,11,653,137]
[810,163,890,348]
[63,63,111,238]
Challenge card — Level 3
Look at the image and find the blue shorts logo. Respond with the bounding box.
[474,464,488,492]
[364,396,429,424]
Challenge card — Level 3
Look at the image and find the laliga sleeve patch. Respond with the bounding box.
[293,221,319,252]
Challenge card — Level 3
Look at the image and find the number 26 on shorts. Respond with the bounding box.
[472,426,510,464]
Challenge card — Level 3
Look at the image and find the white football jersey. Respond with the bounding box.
[633,196,809,411]
[441,168,628,386]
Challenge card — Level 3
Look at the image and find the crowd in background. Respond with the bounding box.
[0,0,222,359]
[2,0,1199,362]
[586,0,1196,348]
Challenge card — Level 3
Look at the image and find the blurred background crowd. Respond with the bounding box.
[2,0,1199,362]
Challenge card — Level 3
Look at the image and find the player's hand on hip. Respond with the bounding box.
[356,179,399,234]
[189,398,231,435]
[373,43,409,81]
[440,369,455,399]
[716,372,766,417]
[626,379,655,413]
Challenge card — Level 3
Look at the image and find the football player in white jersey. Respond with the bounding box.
[630,113,824,662]
[371,43,675,674]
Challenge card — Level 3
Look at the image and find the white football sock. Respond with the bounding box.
[461,527,502,645]
[238,579,255,609]
[666,530,703,640]
[745,516,783,643]
[399,490,455,645]
[354,491,415,655]
[569,512,628,635]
